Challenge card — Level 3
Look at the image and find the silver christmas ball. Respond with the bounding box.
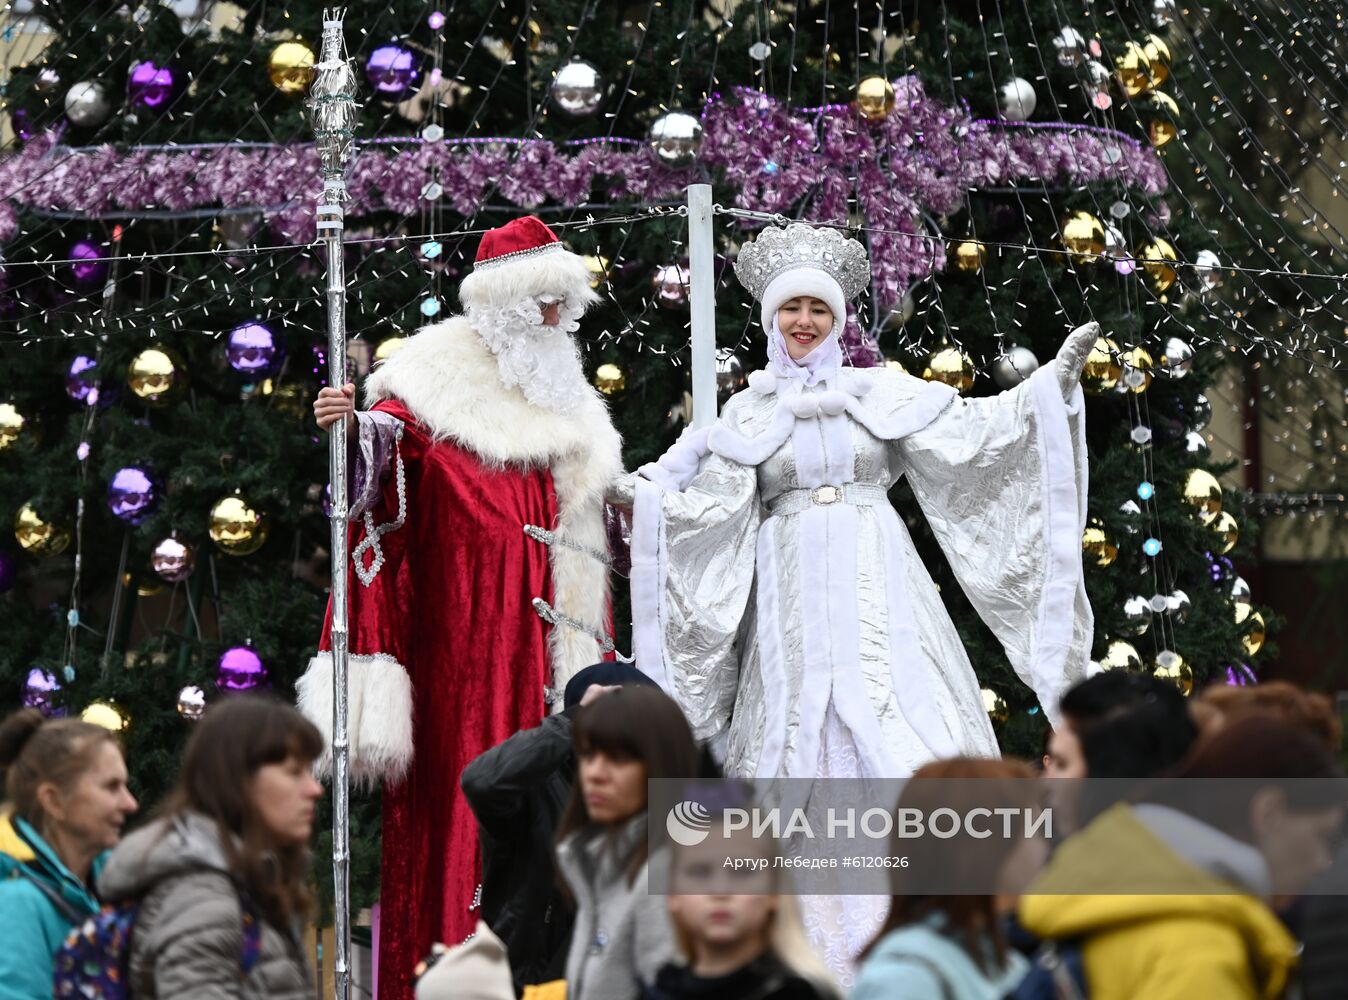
[549,60,605,118]
[35,66,62,95]
[216,212,262,251]
[1230,575,1251,602]
[715,348,747,401]
[652,263,690,309]
[1184,430,1208,455]
[1084,60,1113,110]
[1053,27,1087,67]
[1159,337,1194,378]
[646,111,704,169]
[990,346,1040,389]
[1119,595,1153,638]
[1153,0,1178,27]
[1193,249,1223,291]
[879,290,917,331]
[177,685,206,721]
[65,80,114,128]
[1191,392,1212,431]
[999,77,1037,121]
[1167,589,1191,625]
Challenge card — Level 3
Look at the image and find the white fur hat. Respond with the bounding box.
[458,215,600,314]
[759,267,847,336]
[414,922,514,1000]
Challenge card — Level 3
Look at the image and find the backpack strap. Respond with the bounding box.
[10,864,85,925]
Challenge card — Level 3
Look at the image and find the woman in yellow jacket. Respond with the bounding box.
[1019,714,1343,1000]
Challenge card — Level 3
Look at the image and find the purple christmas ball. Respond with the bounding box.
[69,240,108,287]
[127,61,178,111]
[65,355,98,402]
[365,44,420,96]
[226,321,278,373]
[10,108,33,142]
[217,646,269,692]
[22,668,63,717]
[107,466,158,525]
[0,550,18,592]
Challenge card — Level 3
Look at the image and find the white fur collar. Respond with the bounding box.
[364,316,623,691]
[364,316,619,473]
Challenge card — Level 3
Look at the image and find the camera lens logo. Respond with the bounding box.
[666,800,712,847]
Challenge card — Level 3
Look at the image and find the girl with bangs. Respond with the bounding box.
[97,696,324,999]
[555,685,702,1000]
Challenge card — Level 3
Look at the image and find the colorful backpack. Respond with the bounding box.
[53,897,263,999]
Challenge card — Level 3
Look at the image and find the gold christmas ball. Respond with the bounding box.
[1153,651,1193,695]
[260,378,308,419]
[1115,40,1156,97]
[1121,346,1154,394]
[1082,519,1118,568]
[981,687,1010,725]
[1182,468,1223,525]
[1137,238,1178,293]
[1060,211,1106,265]
[374,337,409,363]
[1147,92,1180,148]
[583,255,610,290]
[952,240,988,273]
[1210,509,1239,554]
[208,495,269,556]
[268,41,316,95]
[922,346,974,393]
[0,403,27,450]
[1143,34,1173,88]
[81,700,128,732]
[1081,337,1122,394]
[593,363,626,396]
[14,502,71,556]
[1234,602,1266,656]
[855,76,896,121]
[127,346,187,407]
[1100,639,1143,672]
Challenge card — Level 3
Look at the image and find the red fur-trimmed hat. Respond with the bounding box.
[459,215,598,314]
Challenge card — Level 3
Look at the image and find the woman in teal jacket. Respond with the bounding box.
[0,708,138,1000]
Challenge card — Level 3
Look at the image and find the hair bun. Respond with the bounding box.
[0,708,47,769]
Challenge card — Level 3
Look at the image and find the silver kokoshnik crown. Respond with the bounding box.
[733,222,872,302]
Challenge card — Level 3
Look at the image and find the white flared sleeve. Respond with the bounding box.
[629,450,760,746]
[896,365,1092,729]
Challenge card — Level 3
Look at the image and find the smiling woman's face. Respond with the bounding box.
[776,296,834,360]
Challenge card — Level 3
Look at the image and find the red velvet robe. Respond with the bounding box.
[318,397,555,1000]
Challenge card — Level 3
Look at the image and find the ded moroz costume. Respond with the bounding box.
[297,216,622,1000]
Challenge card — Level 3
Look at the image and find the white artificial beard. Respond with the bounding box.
[467,297,591,416]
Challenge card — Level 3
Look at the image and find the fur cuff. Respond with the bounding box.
[296,652,414,788]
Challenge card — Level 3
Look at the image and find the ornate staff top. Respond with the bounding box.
[308,8,358,180]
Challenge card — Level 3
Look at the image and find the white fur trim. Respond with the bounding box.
[760,267,847,336]
[296,652,414,788]
[364,317,624,692]
[630,477,670,691]
[458,247,600,314]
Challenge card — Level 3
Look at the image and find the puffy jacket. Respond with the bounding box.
[461,706,578,993]
[852,912,1030,1000]
[0,812,106,1000]
[555,814,677,1000]
[97,811,312,999]
[1019,803,1298,1000]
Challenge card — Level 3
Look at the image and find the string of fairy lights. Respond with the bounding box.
[0,0,1344,720]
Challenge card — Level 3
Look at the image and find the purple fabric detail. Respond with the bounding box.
[349,409,404,518]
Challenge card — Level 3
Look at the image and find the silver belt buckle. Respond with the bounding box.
[811,485,842,505]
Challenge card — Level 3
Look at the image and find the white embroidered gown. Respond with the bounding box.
[619,361,1092,980]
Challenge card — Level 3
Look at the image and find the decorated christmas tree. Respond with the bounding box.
[2,0,1334,915]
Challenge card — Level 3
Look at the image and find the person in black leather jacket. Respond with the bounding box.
[461,662,656,996]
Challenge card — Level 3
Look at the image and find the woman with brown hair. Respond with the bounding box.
[554,684,703,1000]
[97,695,323,999]
[0,709,138,1000]
[852,758,1045,1000]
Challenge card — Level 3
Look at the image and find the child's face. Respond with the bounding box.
[668,838,778,948]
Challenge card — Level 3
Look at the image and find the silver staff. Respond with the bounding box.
[307,10,357,1000]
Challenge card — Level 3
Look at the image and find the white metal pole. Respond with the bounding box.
[687,184,717,428]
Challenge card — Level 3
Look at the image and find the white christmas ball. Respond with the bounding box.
[999,77,1037,121]
[1159,336,1194,378]
[65,80,114,128]
[1053,27,1088,67]
[990,346,1040,389]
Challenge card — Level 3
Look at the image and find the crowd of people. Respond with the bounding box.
[1,673,1344,1000]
